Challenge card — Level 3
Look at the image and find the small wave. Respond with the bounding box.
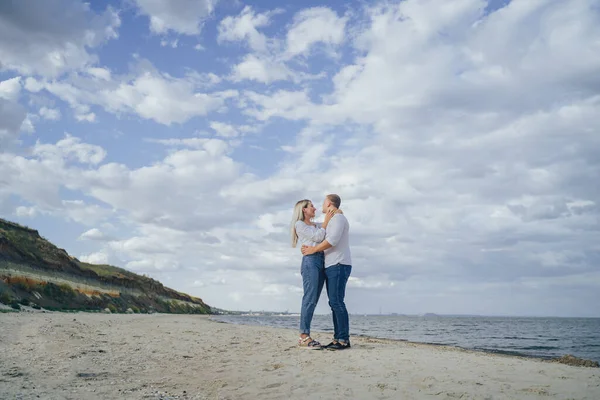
[472,347,554,360]
[517,346,560,351]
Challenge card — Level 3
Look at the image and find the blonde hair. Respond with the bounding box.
[291,199,311,248]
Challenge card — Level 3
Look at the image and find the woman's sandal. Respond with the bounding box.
[298,336,322,350]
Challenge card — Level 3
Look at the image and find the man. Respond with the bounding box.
[301,194,352,350]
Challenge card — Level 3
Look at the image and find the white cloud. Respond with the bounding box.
[79,228,110,241]
[184,71,222,87]
[79,251,110,265]
[15,206,37,218]
[218,6,276,52]
[284,7,347,58]
[134,0,217,35]
[39,107,61,121]
[102,71,226,125]
[230,54,296,84]
[218,6,327,84]
[210,0,600,313]
[242,90,315,121]
[1,0,599,316]
[33,134,106,165]
[75,112,96,122]
[87,67,112,81]
[0,77,22,101]
[19,115,36,133]
[0,0,120,77]
[71,141,241,231]
[210,121,238,138]
[61,200,112,225]
[24,63,236,125]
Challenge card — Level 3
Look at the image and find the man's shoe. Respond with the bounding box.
[321,341,337,349]
[327,341,351,350]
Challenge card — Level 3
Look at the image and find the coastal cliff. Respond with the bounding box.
[0,218,210,314]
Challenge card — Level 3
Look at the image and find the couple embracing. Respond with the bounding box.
[291,194,352,351]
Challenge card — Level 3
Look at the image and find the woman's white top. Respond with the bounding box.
[295,220,326,247]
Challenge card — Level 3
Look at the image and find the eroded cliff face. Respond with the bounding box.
[0,218,210,314]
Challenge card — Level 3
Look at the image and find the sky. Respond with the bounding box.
[1,0,599,317]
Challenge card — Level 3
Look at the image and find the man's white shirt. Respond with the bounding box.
[324,214,352,268]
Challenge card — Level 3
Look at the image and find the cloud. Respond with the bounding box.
[210,121,238,138]
[284,7,347,58]
[134,0,217,35]
[0,77,22,101]
[146,137,226,150]
[87,67,112,81]
[160,38,179,48]
[0,98,26,148]
[0,0,120,77]
[212,0,600,313]
[75,111,96,122]
[1,0,599,316]
[33,134,106,165]
[79,251,110,265]
[15,206,37,218]
[71,139,242,231]
[242,90,315,121]
[39,107,61,121]
[24,61,236,125]
[0,77,26,147]
[218,6,328,84]
[217,6,277,52]
[60,200,112,225]
[192,278,226,288]
[205,121,259,138]
[229,54,296,84]
[99,71,229,125]
[78,228,111,241]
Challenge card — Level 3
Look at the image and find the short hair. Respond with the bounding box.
[326,194,341,209]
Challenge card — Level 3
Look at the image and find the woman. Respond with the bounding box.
[291,199,338,349]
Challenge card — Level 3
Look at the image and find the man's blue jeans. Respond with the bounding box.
[325,263,352,342]
[299,252,325,335]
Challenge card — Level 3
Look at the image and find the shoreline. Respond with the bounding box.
[209,316,600,368]
[2,313,599,399]
[3,306,598,366]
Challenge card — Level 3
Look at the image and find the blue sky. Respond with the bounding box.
[1,0,599,317]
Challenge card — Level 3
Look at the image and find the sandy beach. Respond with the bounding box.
[1,313,599,399]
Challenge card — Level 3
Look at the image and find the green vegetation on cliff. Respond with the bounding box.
[0,218,211,314]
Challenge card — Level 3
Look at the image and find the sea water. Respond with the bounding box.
[212,314,600,362]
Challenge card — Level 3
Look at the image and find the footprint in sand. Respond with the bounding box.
[521,387,551,396]
[263,382,284,389]
[263,363,284,372]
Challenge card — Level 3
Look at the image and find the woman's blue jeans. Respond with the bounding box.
[299,252,325,335]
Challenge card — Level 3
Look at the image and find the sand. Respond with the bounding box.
[0,313,599,399]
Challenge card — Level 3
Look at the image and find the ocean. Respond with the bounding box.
[212,314,600,363]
